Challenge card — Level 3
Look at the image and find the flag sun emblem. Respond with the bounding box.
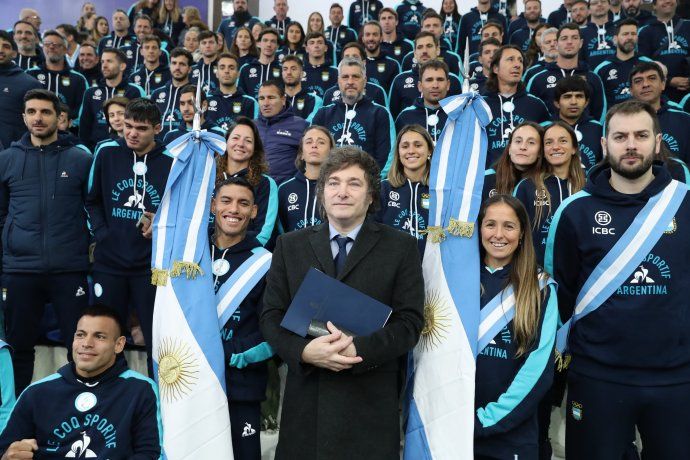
[419,289,451,351]
[157,338,200,402]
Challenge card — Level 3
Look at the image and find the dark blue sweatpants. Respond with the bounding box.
[229,400,261,460]
[566,370,690,460]
[3,272,89,395]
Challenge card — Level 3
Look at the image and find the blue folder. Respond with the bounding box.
[280,268,393,337]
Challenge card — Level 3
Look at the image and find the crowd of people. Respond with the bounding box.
[0,0,687,458]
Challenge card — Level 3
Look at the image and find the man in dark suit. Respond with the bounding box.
[260,147,425,459]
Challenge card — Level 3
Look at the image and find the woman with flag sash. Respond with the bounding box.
[513,121,586,265]
[277,126,334,233]
[377,125,432,256]
[475,194,558,459]
[483,121,545,201]
[217,116,279,249]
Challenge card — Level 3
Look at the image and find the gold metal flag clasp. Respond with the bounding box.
[447,218,474,238]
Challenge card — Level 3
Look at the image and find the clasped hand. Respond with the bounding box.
[301,321,363,372]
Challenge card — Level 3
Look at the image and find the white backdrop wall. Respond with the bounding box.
[257,0,564,32]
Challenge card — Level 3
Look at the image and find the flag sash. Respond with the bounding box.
[556,179,686,352]
[217,248,272,328]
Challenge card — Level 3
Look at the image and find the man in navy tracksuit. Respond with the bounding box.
[630,61,690,163]
[26,30,88,125]
[127,36,171,96]
[162,85,226,144]
[457,0,507,59]
[547,1,573,28]
[151,47,193,137]
[238,30,282,99]
[191,31,221,94]
[546,100,690,460]
[361,22,401,91]
[303,33,339,98]
[211,177,273,459]
[483,45,551,167]
[0,306,161,459]
[637,1,690,103]
[217,0,262,47]
[86,99,173,376]
[348,0,384,30]
[78,48,145,151]
[97,9,136,55]
[379,8,413,65]
[395,0,427,40]
[594,19,650,109]
[388,32,462,120]
[551,76,603,172]
[0,90,92,395]
[395,61,450,144]
[256,81,308,185]
[326,4,358,57]
[312,57,394,173]
[282,56,321,123]
[206,53,258,132]
[0,31,42,149]
[526,24,607,122]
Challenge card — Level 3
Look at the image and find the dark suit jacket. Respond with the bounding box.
[260,219,425,460]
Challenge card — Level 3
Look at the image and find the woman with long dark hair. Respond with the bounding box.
[217,117,278,247]
[474,194,557,459]
[230,26,259,67]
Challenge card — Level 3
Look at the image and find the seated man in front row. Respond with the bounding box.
[0,305,161,460]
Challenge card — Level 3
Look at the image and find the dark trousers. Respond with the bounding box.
[566,371,690,460]
[3,272,89,394]
[229,400,261,460]
[92,271,155,376]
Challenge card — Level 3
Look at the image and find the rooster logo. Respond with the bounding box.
[631,265,654,284]
[65,432,97,458]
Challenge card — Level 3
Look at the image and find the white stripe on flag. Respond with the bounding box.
[183,153,215,262]
[414,242,476,459]
[152,283,234,459]
[434,121,455,226]
[458,122,482,222]
[478,291,516,338]
[154,188,172,269]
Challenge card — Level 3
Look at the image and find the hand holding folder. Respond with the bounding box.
[280,268,393,338]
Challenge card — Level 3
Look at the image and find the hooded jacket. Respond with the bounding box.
[86,138,173,275]
[191,57,220,94]
[205,88,259,130]
[151,82,186,136]
[277,170,322,233]
[594,54,651,108]
[658,100,690,163]
[526,60,607,123]
[256,107,308,186]
[212,236,274,401]
[312,95,394,172]
[322,81,388,108]
[0,133,92,274]
[238,59,282,98]
[546,164,690,385]
[458,7,507,58]
[475,265,557,458]
[348,0,384,30]
[0,63,43,149]
[302,63,338,98]
[395,0,427,40]
[395,98,448,144]
[217,13,262,48]
[0,356,161,459]
[78,80,145,151]
[546,4,571,28]
[542,115,603,173]
[483,88,551,167]
[643,18,690,102]
[97,33,136,55]
[27,62,89,121]
[286,88,322,123]
[128,64,171,96]
[579,22,616,69]
[388,68,462,120]
[377,178,429,256]
[364,53,400,91]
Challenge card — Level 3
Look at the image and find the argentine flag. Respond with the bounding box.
[151,127,234,459]
[404,93,492,459]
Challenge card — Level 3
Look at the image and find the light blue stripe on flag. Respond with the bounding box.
[217,248,272,327]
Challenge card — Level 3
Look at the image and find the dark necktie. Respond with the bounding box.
[333,235,351,276]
